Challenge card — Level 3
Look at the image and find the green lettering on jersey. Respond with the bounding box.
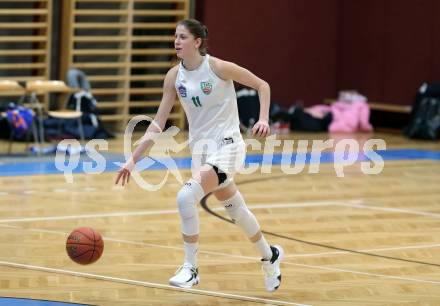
[191,96,202,107]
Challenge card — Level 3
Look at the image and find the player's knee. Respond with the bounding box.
[224,201,247,223]
[225,201,259,237]
[177,179,204,219]
[177,187,196,219]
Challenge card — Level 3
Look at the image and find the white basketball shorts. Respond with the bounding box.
[191,136,246,188]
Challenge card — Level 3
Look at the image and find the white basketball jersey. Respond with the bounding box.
[175,55,242,150]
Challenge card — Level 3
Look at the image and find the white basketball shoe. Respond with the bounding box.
[169,262,199,288]
[261,245,284,292]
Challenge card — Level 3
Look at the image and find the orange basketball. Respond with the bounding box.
[66,227,104,265]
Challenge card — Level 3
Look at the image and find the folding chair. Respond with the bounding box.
[25,80,85,149]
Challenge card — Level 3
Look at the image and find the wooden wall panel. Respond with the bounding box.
[60,0,188,131]
[0,0,52,108]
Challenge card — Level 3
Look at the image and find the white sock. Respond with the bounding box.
[254,236,272,260]
[183,241,198,267]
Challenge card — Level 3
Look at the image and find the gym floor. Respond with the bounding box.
[0,131,439,306]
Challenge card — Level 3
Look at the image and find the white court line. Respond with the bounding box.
[285,243,440,258]
[0,199,360,223]
[339,202,440,218]
[1,223,253,260]
[283,261,440,285]
[0,200,347,223]
[0,208,180,223]
[0,260,308,306]
[5,223,438,262]
[2,223,440,286]
[113,236,440,285]
[1,198,439,224]
[1,200,440,286]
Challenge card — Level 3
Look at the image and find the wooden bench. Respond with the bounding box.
[324,98,413,130]
[324,99,412,114]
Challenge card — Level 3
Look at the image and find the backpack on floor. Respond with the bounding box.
[405,97,440,140]
[405,83,440,140]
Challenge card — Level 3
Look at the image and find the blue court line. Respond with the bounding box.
[0,297,91,306]
[0,149,439,177]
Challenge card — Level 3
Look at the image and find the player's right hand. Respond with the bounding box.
[115,159,135,186]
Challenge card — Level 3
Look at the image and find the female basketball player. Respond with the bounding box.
[115,19,283,292]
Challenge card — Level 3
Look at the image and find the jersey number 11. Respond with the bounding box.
[191,96,202,107]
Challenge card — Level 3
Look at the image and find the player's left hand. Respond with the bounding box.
[252,120,270,137]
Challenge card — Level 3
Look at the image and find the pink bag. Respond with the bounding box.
[328,91,373,133]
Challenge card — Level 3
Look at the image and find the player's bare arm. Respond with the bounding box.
[210,57,271,137]
[115,66,178,186]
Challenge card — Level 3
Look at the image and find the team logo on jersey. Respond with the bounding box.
[200,81,212,95]
[178,84,187,98]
